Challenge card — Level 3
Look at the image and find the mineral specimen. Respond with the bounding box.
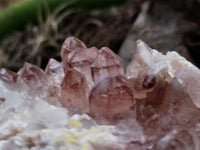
[61,37,87,61]
[0,37,200,150]
[91,47,124,82]
[63,46,98,90]
[0,68,17,87]
[89,75,134,124]
[45,58,64,100]
[61,69,89,114]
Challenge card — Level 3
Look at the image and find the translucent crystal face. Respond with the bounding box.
[1,37,200,150]
[89,75,135,124]
[63,47,99,90]
[18,62,47,86]
[61,69,89,114]
[91,47,124,82]
[0,68,17,84]
[45,58,64,75]
[61,37,87,61]
[16,62,48,98]
[45,58,65,101]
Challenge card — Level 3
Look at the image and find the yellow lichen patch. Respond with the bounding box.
[90,127,101,133]
[101,132,109,137]
[62,134,77,144]
[81,129,89,134]
[69,120,82,128]
[73,131,82,138]
[56,134,77,145]
[88,139,100,145]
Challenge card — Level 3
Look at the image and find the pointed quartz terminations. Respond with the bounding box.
[45,58,65,99]
[64,47,99,89]
[2,36,200,149]
[126,40,153,80]
[0,68,18,87]
[91,47,124,82]
[175,67,200,107]
[18,62,47,85]
[126,40,168,122]
[163,77,200,127]
[61,37,124,90]
[60,37,126,115]
[155,69,200,129]
[61,37,99,89]
[61,36,87,61]
[17,62,48,96]
[89,75,135,125]
[166,51,194,75]
[61,69,89,114]
[142,79,200,137]
[143,52,200,129]
[165,51,200,108]
[45,58,64,76]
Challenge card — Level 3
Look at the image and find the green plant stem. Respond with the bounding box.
[0,0,128,38]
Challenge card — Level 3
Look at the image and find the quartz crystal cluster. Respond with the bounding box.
[0,37,200,150]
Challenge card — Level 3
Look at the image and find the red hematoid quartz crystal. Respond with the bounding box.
[61,69,89,114]
[89,75,134,124]
[1,37,200,149]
